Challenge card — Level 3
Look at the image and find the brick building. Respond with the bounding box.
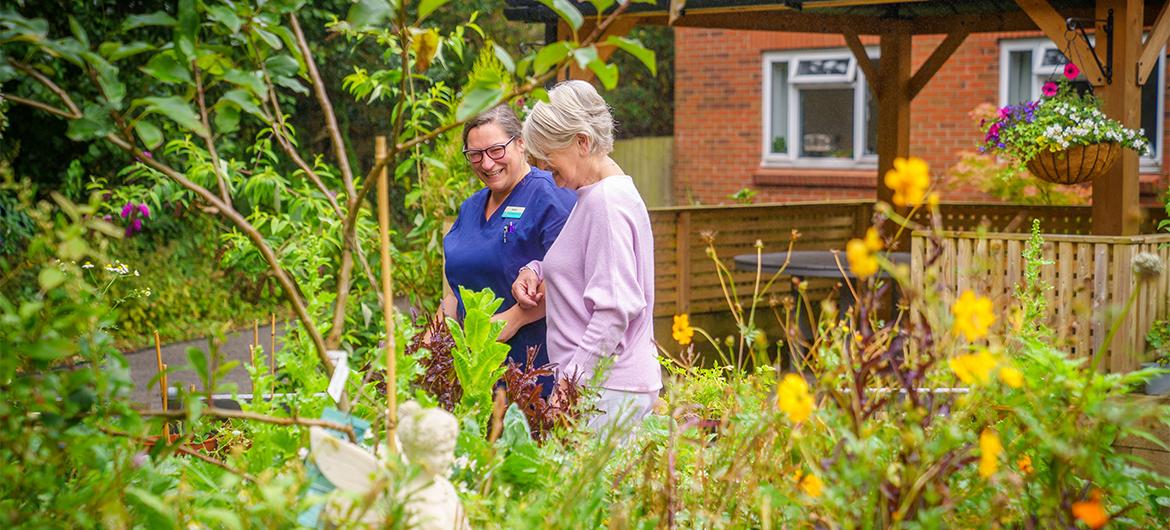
[673,28,1170,205]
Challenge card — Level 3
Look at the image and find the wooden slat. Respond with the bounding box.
[908,30,968,100]
[1139,0,1170,84]
[1015,0,1107,84]
[844,32,880,98]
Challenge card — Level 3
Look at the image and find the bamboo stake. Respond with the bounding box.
[253,320,259,352]
[154,330,170,440]
[270,314,277,398]
[376,135,397,452]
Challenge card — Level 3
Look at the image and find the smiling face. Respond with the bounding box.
[537,134,589,189]
[465,122,528,197]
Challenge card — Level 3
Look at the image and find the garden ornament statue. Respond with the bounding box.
[308,401,468,528]
[396,401,470,530]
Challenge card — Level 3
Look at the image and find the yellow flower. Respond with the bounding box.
[777,373,815,424]
[846,239,880,279]
[999,366,1024,388]
[883,156,930,207]
[979,428,1002,478]
[949,349,997,385]
[795,470,823,498]
[1016,454,1033,475]
[951,290,996,341]
[927,191,940,209]
[672,314,694,345]
[1071,489,1109,529]
[863,227,884,252]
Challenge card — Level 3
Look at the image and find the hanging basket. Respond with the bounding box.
[1025,142,1120,185]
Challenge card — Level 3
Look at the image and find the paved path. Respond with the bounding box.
[125,324,287,407]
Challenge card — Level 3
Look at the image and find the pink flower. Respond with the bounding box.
[121,202,134,218]
[1042,81,1059,97]
[138,203,151,218]
[997,106,1011,119]
[1064,63,1080,80]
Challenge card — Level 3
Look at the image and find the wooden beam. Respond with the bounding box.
[1015,0,1106,84]
[639,11,909,35]
[844,32,880,98]
[875,32,912,206]
[1093,0,1143,236]
[1138,0,1170,84]
[908,30,968,100]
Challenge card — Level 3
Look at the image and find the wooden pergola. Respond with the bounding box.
[505,0,1170,235]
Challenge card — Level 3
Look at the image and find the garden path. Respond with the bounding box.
[125,324,287,408]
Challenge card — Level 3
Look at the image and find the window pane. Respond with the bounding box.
[1040,48,1068,67]
[1007,50,1032,103]
[799,88,854,158]
[770,62,789,154]
[796,58,851,77]
[1142,74,1159,159]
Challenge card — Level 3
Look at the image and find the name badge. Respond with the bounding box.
[501,206,525,219]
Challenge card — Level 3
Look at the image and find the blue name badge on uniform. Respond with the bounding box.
[501,206,525,219]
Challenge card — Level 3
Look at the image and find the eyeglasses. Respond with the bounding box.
[463,136,516,164]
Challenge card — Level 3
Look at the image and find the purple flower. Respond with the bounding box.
[1064,63,1081,80]
[142,150,153,159]
[131,218,142,233]
[138,203,151,218]
[1042,81,1058,97]
[121,202,134,218]
[103,214,113,222]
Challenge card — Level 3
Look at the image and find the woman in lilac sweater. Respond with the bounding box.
[512,80,662,430]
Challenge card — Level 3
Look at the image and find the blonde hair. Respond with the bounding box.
[522,80,614,161]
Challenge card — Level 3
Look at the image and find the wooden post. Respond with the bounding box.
[675,210,691,314]
[875,32,912,206]
[1092,0,1143,236]
[375,135,397,452]
[154,331,170,440]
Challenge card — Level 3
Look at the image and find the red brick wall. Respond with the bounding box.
[673,28,1170,206]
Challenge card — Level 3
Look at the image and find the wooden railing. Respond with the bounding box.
[910,231,1170,373]
[649,200,1165,319]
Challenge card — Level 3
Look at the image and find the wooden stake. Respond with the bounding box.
[155,330,170,440]
[253,319,259,351]
[376,135,397,452]
[270,314,277,399]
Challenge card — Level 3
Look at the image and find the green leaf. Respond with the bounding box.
[417,0,450,23]
[516,57,532,79]
[606,35,656,75]
[537,0,583,32]
[213,102,240,133]
[571,46,598,71]
[347,0,393,29]
[492,43,515,74]
[533,42,572,76]
[530,87,549,103]
[125,487,177,528]
[66,104,115,141]
[86,53,126,108]
[67,16,88,47]
[273,75,308,95]
[252,28,282,50]
[38,267,65,291]
[586,0,616,12]
[177,0,198,43]
[265,54,300,78]
[134,120,164,149]
[123,12,177,31]
[198,508,243,530]
[456,83,505,122]
[138,96,208,137]
[99,41,155,62]
[142,51,192,84]
[206,5,242,33]
[587,58,618,90]
[187,347,209,388]
[221,89,263,117]
[224,69,266,99]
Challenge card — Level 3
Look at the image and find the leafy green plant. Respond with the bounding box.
[447,286,509,428]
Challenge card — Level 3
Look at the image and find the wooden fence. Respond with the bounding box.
[910,231,1170,372]
[611,136,673,208]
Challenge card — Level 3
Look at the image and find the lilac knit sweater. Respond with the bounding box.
[526,175,662,393]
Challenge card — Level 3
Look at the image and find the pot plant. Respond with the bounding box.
[1142,319,1170,395]
[979,63,1150,185]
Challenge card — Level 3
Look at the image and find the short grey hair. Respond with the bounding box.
[462,104,522,148]
[522,80,614,161]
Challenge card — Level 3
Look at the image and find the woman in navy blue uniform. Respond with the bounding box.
[442,105,576,375]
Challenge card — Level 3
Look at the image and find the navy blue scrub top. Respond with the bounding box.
[443,167,576,371]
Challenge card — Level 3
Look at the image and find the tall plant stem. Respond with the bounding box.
[376,136,398,452]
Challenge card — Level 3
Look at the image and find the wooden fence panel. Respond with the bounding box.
[911,231,1170,372]
[611,136,673,208]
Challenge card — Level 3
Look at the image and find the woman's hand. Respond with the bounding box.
[492,302,546,342]
[512,267,544,309]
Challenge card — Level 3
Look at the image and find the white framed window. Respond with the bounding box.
[762,48,879,168]
[999,37,1164,169]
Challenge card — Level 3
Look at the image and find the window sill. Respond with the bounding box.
[753,167,877,188]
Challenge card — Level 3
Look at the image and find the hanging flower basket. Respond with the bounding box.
[1024,142,1120,185]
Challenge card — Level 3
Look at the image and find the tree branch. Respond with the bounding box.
[137,406,357,443]
[290,13,356,198]
[194,64,233,206]
[98,426,259,483]
[0,93,75,118]
[103,132,335,376]
[10,60,82,118]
